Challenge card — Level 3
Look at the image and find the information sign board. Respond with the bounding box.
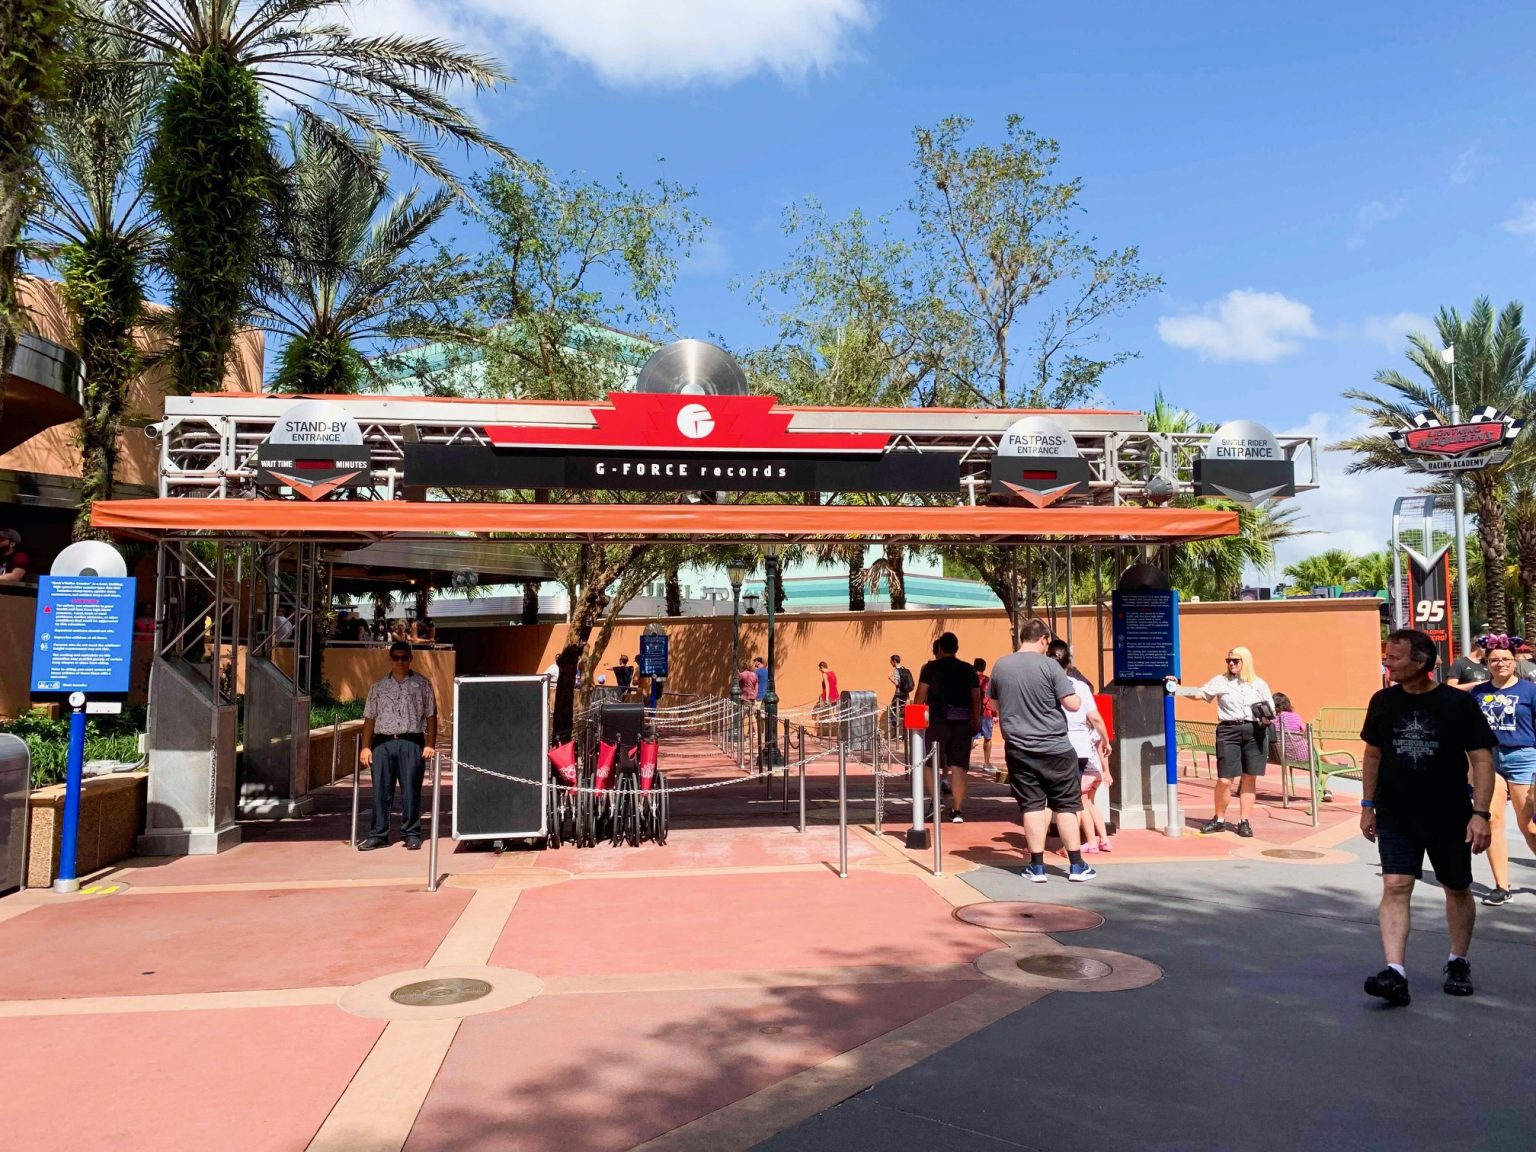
[30,576,137,694]
[1111,589,1180,683]
[638,632,670,678]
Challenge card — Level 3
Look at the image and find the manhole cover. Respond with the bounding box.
[390,977,493,1007]
[1262,848,1325,860]
[1014,954,1113,981]
[955,901,1104,933]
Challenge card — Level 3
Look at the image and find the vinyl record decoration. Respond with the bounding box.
[635,340,749,396]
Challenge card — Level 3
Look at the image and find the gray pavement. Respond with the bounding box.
[755,833,1536,1152]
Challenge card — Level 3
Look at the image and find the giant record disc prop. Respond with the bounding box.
[990,415,1091,507]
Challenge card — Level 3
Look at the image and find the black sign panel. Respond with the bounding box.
[403,443,961,493]
[255,443,373,499]
[1405,551,1456,675]
[1193,458,1296,503]
[990,455,1092,506]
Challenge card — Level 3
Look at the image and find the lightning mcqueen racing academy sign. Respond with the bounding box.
[403,393,961,493]
[1389,408,1523,474]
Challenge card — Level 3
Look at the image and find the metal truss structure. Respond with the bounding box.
[155,394,1320,504]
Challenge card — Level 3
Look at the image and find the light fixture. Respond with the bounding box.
[726,557,748,591]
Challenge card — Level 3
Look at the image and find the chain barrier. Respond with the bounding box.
[453,743,838,798]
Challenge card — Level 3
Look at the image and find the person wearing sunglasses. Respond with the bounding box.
[1166,646,1274,837]
[1472,636,1536,906]
[357,640,438,851]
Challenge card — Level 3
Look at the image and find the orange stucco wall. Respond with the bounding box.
[449,598,1384,725]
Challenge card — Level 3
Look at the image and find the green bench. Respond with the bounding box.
[1176,720,1218,778]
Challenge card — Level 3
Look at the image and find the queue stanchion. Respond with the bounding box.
[331,716,340,786]
[427,748,443,892]
[349,740,363,847]
[903,703,931,850]
[798,726,807,833]
[930,741,944,877]
[837,738,849,878]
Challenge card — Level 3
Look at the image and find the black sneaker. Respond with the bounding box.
[949,809,964,823]
[1364,967,1411,1007]
[1235,820,1255,838]
[1443,957,1474,996]
[1482,887,1512,907]
[356,836,388,852]
[1198,817,1227,835]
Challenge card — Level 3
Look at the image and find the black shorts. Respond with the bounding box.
[1006,747,1083,815]
[927,718,973,771]
[1216,722,1267,779]
[1377,818,1473,891]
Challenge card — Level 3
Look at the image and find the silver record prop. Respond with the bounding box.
[51,540,128,578]
[635,340,749,396]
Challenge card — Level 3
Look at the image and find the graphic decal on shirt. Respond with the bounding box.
[1392,713,1438,769]
[1479,691,1521,735]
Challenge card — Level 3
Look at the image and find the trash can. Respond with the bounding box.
[837,690,878,753]
[0,734,29,896]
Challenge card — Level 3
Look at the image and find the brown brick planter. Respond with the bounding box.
[25,772,147,888]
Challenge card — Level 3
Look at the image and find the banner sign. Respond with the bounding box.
[1193,420,1296,505]
[403,442,960,493]
[989,415,1092,507]
[1111,589,1180,683]
[31,575,137,694]
[1403,546,1456,673]
[255,400,373,499]
[1390,409,1522,474]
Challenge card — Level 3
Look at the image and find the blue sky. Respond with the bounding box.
[358,0,1536,569]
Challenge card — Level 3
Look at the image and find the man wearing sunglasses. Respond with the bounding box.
[357,641,438,851]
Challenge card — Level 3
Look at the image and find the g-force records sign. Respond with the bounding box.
[1193,419,1295,505]
[989,415,1090,507]
[255,400,372,500]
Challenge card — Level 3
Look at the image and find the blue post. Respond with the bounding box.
[54,700,87,892]
[1164,591,1182,837]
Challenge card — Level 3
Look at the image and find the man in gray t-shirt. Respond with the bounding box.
[989,619,1094,883]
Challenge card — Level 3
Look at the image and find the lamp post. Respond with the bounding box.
[763,543,782,767]
[727,557,748,743]
[1444,344,1474,656]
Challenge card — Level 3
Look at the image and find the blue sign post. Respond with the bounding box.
[1111,588,1183,837]
[31,574,136,892]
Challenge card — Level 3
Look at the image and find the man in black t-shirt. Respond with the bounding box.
[915,631,981,822]
[1359,629,1495,1007]
[1444,639,1490,690]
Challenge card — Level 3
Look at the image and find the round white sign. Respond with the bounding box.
[676,402,715,439]
[1205,420,1280,461]
[269,400,365,446]
[997,415,1078,458]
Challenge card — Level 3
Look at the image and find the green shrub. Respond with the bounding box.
[1,710,145,788]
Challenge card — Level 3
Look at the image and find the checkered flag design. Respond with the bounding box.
[1389,410,1441,446]
[1469,406,1523,442]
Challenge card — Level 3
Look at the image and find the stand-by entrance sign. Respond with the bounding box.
[30,575,136,695]
[1111,589,1180,683]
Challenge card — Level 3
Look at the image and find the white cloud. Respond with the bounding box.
[1255,410,1412,581]
[1347,196,1405,249]
[1357,311,1434,351]
[1157,290,1319,363]
[1450,143,1486,185]
[1503,200,1536,237]
[681,226,731,277]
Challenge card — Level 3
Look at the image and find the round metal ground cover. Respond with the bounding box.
[1262,848,1326,861]
[955,901,1104,933]
[390,977,494,1007]
[1014,953,1113,981]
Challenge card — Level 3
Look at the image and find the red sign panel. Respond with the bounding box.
[1406,551,1457,673]
[487,393,888,455]
[1401,422,1505,457]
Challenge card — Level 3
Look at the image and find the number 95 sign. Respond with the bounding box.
[1414,599,1446,623]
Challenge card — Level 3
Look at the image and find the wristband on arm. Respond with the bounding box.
[1359,800,1376,810]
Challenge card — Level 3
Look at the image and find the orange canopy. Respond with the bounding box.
[92,499,1239,544]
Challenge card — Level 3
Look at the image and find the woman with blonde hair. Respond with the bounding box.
[1167,646,1274,838]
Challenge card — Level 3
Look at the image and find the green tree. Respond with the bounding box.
[94,0,514,393]
[32,3,159,538]
[1335,299,1536,632]
[1283,549,1366,590]
[911,115,1162,409]
[255,122,473,394]
[0,0,72,389]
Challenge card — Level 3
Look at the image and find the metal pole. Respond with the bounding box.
[762,547,780,767]
[1163,679,1181,838]
[426,749,443,892]
[837,740,848,878]
[331,716,340,786]
[52,701,88,893]
[798,728,807,833]
[1065,544,1075,655]
[931,743,944,876]
[729,585,742,745]
[1094,547,1106,691]
[1451,404,1474,654]
[905,723,930,849]
[350,737,362,847]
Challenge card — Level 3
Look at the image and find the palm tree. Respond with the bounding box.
[254,122,473,393]
[32,3,159,538]
[94,0,515,393]
[1335,299,1536,632]
[0,0,72,391]
[1283,549,1365,590]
